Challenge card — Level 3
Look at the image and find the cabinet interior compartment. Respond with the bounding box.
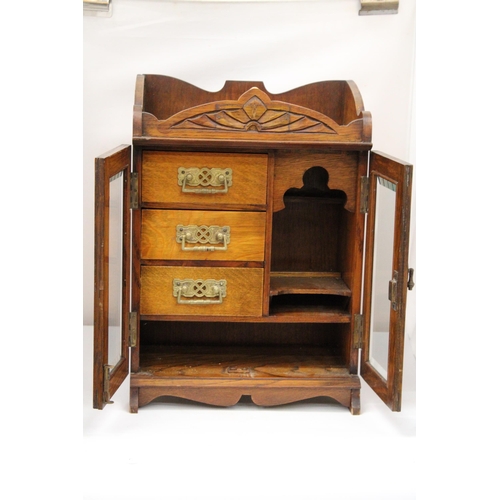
[270,166,351,317]
[139,321,352,378]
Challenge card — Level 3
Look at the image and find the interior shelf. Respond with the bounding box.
[270,271,351,297]
[268,272,351,321]
[139,345,349,379]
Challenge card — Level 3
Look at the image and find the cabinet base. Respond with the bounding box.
[130,376,361,415]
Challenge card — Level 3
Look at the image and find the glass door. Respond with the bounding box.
[93,145,132,409]
[361,151,412,411]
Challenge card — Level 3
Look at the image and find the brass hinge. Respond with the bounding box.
[388,270,399,311]
[360,176,369,213]
[130,172,138,209]
[354,314,364,349]
[129,311,137,347]
[103,364,114,405]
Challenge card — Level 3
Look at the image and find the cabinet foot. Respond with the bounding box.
[130,387,139,413]
[350,388,361,415]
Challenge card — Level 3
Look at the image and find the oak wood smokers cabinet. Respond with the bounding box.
[93,75,413,414]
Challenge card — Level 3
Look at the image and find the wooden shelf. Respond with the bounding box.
[139,345,349,379]
[267,305,351,323]
[141,310,351,323]
[268,272,351,322]
[270,272,351,297]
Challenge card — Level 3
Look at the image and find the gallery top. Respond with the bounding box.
[133,75,373,150]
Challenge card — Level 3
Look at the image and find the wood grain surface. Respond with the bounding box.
[141,266,264,317]
[141,209,266,261]
[270,272,352,296]
[139,345,348,378]
[142,151,268,208]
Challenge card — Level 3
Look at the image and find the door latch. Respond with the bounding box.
[407,268,415,290]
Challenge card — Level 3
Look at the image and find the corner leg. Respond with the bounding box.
[130,387,139,414]
[350,388,360,415]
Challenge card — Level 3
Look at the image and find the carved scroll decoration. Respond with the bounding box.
[168,88,339,135]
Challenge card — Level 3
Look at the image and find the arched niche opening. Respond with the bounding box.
[271,166,348,273]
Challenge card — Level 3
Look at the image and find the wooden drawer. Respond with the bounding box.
[141,210,266,261]
[141,151,268,207]
[141,266,264,317]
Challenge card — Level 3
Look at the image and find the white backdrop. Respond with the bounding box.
[81,3,418,499]
[83,0,416,375]
[2,2,498,499]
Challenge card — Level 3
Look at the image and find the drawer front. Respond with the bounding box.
[141,266,263,317]
[142,152,268,207]
[141,210,266,261]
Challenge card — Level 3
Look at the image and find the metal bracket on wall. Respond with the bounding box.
[359,0,399,15]
[83,0,112,17]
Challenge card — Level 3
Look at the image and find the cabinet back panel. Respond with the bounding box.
[140,321,347,351]
[142,76,353,125]
[271,196,345,272]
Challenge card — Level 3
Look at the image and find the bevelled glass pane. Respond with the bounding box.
[368,176,397,381]
[108,172,123,368]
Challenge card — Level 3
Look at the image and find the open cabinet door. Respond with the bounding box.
[93,145,132,409]
[361,151,413,411]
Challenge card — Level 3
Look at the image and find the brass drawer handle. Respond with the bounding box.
[178,167,232,194]
[173,279,227,305]
[176,225,230,252]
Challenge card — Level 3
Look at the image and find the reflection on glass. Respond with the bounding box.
[369,176,396,381]
[108,172,123,368]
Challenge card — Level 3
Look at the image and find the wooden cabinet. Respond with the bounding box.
[93,76,413,414]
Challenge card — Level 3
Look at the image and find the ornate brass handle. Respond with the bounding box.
[173,279,227,305]
[176,225,230,252]
[178,167,232,194]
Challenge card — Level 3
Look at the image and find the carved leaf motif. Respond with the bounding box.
[243,96,267,120]
[258,109,289,124]
[224,109,251,124]
[178,115,221,130]
[211,111,246,130]
[258,112,294,130]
